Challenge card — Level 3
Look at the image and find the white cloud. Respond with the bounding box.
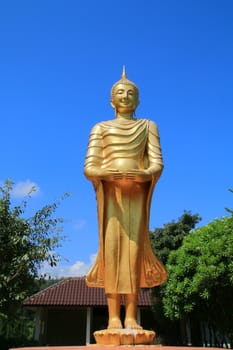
[41,254,97,279]
[11,180,40,198]
[73,219,86,230]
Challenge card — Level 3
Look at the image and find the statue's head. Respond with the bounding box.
[110,67,139,115]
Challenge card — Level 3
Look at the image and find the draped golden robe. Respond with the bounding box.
[84,118,167,294]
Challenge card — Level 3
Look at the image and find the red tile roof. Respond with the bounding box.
[24,277,153,307]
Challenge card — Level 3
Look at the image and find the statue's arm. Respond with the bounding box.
[146,120,164,177]
[84,124,122,182]
[84,124,103,181]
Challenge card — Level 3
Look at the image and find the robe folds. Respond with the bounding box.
[84,118,167,294]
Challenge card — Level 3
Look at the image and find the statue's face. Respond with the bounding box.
[111,83,139,114]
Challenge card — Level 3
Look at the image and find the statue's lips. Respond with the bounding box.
[119,102,132,106]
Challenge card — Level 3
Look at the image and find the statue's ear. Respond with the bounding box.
[110,100,115,109]
[134,99,140,111]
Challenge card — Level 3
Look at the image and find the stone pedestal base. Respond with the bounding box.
[9,345,225,350]
[94,328,155,345]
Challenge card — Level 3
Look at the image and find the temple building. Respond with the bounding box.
[24,277,156,346]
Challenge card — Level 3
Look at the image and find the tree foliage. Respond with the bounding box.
[0,179,68,318]
[150,211,201,344]
[150,211,201,265]
[163,215,233,337]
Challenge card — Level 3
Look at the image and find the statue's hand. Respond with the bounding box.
[99,169,124,181]
[124,169,152,183]
[84,167,123,182]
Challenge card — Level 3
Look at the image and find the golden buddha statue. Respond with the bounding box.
[84,68,167,334]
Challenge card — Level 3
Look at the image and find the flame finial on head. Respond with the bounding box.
[122,65,126,79]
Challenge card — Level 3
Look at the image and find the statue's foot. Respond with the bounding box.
[108,317,123,329]
[124,317,142,329]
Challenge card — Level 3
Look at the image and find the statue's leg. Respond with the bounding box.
[106,293,122,329]
[124,293,142,329]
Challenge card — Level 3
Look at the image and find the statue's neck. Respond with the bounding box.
[116,112,134,120]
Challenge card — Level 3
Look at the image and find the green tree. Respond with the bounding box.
[150,211,201,344]
[150,211,201,265]
[0,180,68,347]
[163,215,233,342]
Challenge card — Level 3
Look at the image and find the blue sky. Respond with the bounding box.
[1,1,232,278]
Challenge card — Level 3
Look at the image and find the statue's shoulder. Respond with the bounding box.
[147,120,160,137]
[137,119,160,137]
[90,119,158,132]
[96,119,122,129]
[90,120,110,133]
[93,119,114,127]
[138,118,158,128]
[100,119,115,126]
